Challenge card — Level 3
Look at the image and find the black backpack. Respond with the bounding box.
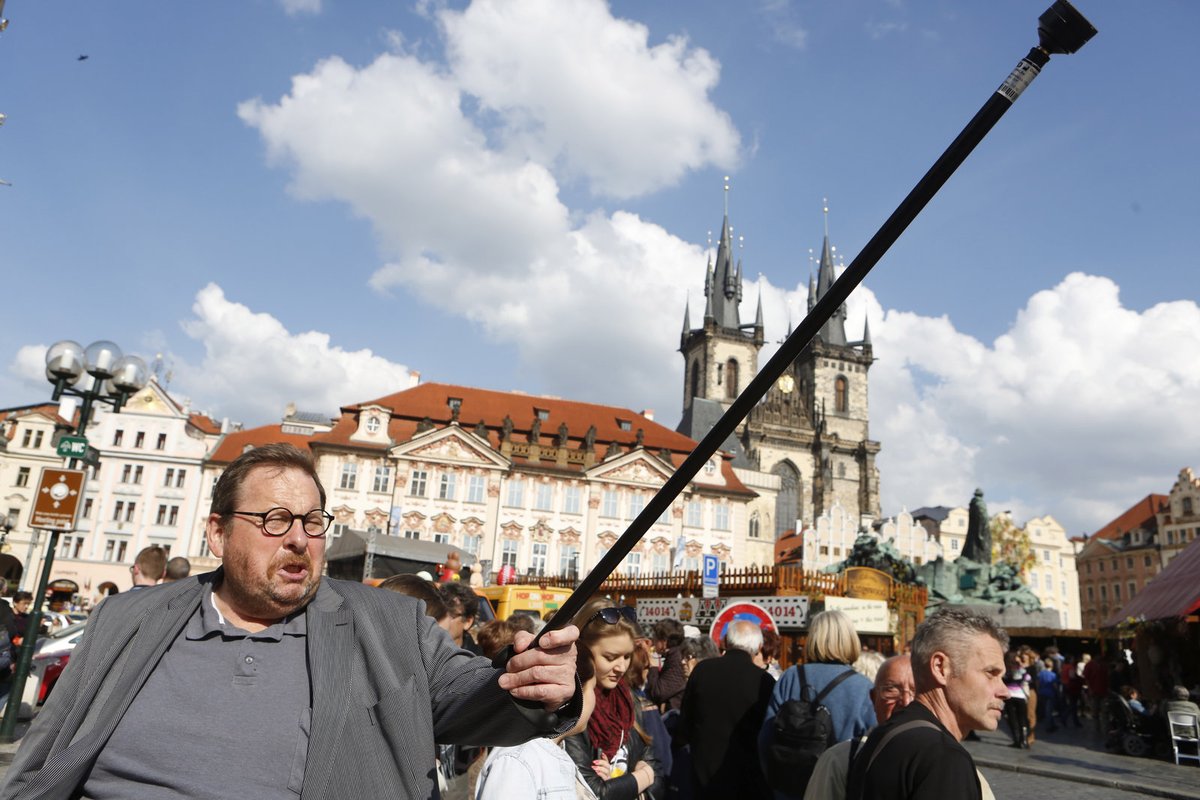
[763,666,857,796]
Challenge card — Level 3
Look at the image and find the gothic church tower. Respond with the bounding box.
[678,196,880,541]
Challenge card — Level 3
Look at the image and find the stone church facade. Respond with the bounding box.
[676,204,881,542]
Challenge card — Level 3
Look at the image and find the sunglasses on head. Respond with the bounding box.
[586,606,638,628]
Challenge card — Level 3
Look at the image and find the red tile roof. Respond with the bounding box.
[189,413,222,435]
[1089,494,1166,541]
[318,382,753,496]
[207,424,316,465]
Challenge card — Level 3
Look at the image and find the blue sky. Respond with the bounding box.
[2,0,1198,538]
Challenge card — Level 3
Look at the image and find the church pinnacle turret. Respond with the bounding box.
[813,202,848,346]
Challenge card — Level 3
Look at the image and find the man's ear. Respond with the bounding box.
[205,513,227,559]
[929,650,953,687]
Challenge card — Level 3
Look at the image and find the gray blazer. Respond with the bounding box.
[0,571,575,799]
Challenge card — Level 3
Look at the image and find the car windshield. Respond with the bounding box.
[47,622,87,640]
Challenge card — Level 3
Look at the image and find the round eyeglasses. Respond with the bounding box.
[229,507,334,538]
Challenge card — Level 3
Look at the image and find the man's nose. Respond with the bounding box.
[280,519,309,550]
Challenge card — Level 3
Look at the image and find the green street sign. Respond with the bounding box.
[56,435,89,459]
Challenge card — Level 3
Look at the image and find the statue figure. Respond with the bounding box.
[556,422,569,448]
[961,488,991,563]
[474,420,489,440]
[634,428,644,448]
[604,441,621,460]
[501,415,514,442]
[584,425,597,451]
[417,416,434,433]
[529,417,542,443]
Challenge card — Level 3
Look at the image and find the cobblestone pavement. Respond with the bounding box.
[981,766,1161,798]
[966,717,1200,799]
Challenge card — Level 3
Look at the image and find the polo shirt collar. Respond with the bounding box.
[186,583,308,642]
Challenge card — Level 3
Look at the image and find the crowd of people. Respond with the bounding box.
[5,441,1191,799]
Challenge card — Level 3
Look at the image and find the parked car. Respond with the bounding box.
[19,621,87,715]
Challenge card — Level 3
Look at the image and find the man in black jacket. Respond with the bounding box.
[679,620,775,799]
[846,609,1009,800]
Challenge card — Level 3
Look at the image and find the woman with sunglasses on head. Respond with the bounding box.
[564,601,664,800]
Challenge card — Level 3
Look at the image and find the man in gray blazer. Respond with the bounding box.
[1,443,580,800]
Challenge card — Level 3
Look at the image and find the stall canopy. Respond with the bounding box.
[324,529,474,582]
[1105,537,1200,627]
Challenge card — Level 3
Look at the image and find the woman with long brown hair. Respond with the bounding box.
[564,601,664,799]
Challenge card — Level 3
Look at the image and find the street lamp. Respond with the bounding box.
[0,339,148,740]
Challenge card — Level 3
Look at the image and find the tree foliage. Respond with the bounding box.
[990,514,1036,578]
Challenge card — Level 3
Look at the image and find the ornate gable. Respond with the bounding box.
[392,426,508,469]
[588,451,673,487]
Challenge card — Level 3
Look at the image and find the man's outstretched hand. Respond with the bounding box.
[498,625,580,711]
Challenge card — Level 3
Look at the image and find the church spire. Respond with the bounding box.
[706,177,742,331]
[753,288,765,346]
[814,200,848,346]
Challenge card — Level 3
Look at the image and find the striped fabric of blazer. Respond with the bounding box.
[0,570,572,800]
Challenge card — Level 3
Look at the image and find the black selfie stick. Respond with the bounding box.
[523,1,1096,654]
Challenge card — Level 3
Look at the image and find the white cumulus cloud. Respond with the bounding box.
[172,284,414,424]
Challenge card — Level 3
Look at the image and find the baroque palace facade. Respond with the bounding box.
[0,201,890,602]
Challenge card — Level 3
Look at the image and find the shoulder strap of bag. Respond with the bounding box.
[864,720,940,773]
[813,667,858,705]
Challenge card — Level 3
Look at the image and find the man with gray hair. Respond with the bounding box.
[847,609,1009,800]
[679,620,776,799]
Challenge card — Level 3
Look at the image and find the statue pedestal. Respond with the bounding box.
[945,602,1063,630]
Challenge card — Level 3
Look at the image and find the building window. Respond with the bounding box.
[448,397,463,413]
[157,504,168,525]
[749,513,761,539]
[725,359,739,400]
[685,500,702,527]
[175,469,186,488]
[408,470,428,497]
[535,408,550,421]
[1129,582,1137,599]
[834,376,848,413]
[433,532,450,545]
[534,482,554,511]
[339,463,357,490]
[501,540,519,568]
[1144,555,1152,567]
[113,501,125,521]
[82,498,93,518]
[113,430,124,446]
[58,535,85,560]
[617,420,632,432]
[15,467,30,488]
[372,466,391,494]
[530,542,548,575]
[625,551,642,576]
[563,485,582,515]
[505,478,525,508]
[714,503,731,531]
[683,555,699,572]
[164,468,175,487]
[1185,497,1195,516]
[156,433,167,450]
[628,493,645,519]
[651,551,669,574]
[560,545,580,578]
[103,539,129,562]
[1113,584,1122,601]
[1100,585,1107,600]
[467,475,485,504]
[1098,561,1104,573]
[21,430,32,447]
[462,534,481,556]
[403,530,421,540]
[1126,556,1133,569]
[366,416,381,434]
[439,473,457,501]
[1087,586,1094,601]
[134,431,145,449]
[601,490,619,518]
[951,538,959,552]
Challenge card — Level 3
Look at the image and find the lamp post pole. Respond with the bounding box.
[0,340,147,742]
